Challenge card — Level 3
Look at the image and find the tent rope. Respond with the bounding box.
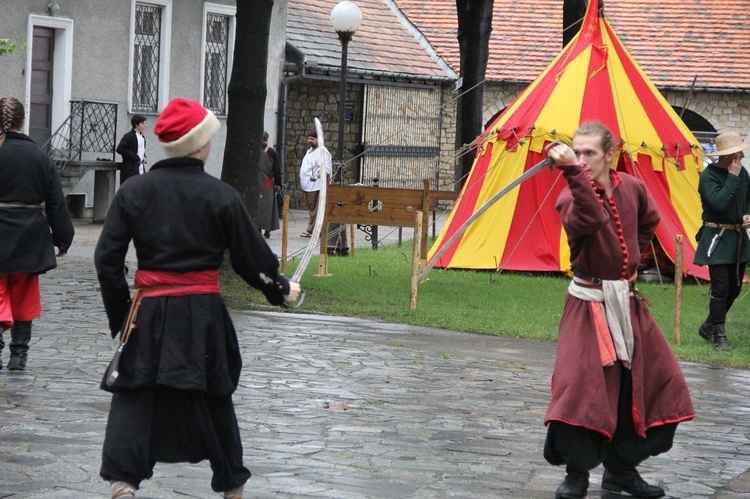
[322,15,591,194]
[495,169,565,274]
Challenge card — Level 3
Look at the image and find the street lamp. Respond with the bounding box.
[328,0,362,255]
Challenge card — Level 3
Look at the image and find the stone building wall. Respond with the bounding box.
[436,85,458,194]
[282,78,750,209]
[427,84,527,199]
[283,78,364,208]
[663,90,750,141]
[284,78,454,207]
[482,82,528,126]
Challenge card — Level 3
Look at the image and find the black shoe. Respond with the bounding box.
[263,230,271,239]
[555,472,589,499]
[602,469,664,498]
[713,324,730,351]
[7,355,26,371]
[8,321,31,371]
[698,322,715,343]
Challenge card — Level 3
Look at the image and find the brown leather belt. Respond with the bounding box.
[105,284,178,386]
[704,221,742,231]
[571,269,651,305]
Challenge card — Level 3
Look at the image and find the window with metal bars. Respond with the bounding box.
[132,3,162,112]
[204,14,229,115]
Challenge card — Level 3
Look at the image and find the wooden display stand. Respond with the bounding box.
[321,180,456,307]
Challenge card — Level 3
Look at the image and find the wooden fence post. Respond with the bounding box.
[281,195,290,274]
[673,234,683,345]
[410,211,423,309]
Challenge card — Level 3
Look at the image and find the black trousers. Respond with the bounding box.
[100,387,251,492]
[707,263,747,325]
[544,366,677,474]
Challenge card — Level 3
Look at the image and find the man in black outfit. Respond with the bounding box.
[116,114,147,185]
[96,98,301,498]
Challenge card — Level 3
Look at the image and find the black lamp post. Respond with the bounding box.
[328,0,361,255]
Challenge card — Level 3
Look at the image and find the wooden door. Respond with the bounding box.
[29,26,55,146]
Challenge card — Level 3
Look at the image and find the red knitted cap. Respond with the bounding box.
[154,98,220,158]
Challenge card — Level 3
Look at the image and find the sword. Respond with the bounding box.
[288,117,329,308]
[706,227,725,258]
[418,141,565,284]
[105,290,143,386]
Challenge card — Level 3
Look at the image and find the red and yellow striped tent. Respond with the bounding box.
[429,0,708,280]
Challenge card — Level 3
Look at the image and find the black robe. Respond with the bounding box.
[95,157,289,396]
[0,132,74,275]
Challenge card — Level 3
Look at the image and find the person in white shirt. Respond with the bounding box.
[298,129,332,237]
[116,115,148,185]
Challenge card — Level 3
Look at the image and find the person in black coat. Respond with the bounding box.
[116,114,148,185]
[95,98,300,499]
[0,97,74,371]
[260,131,282,238]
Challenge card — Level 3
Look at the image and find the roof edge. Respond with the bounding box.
[310,64,449,82]
[384,0,458,80]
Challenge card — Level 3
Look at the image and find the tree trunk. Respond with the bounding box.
[455,0,494,189]
[221,0,273,222]
[563,0,588,47]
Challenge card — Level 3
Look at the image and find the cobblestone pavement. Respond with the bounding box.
[1,216,750,498]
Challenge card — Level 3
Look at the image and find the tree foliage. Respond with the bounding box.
[221,0,273,222]
[0,39,24,56]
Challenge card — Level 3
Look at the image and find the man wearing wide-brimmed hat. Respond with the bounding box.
[694,131,750,351]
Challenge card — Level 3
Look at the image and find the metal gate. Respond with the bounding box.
[361,85,442,189]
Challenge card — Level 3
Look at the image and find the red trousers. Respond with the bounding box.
[0,273,42,331]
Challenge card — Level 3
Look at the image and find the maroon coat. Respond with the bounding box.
[544,164,694,439]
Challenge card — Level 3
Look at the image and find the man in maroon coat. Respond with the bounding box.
[543,122,694,499]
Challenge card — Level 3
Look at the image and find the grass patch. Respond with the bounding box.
[222,241,750,369]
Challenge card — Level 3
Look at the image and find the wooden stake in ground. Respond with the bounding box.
[410,211,423,309]
[281,195,290,274]
[673,234,683,344]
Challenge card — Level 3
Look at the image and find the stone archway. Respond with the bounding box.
[673,106,718,155]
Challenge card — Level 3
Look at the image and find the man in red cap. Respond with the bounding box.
[95,98,300,499]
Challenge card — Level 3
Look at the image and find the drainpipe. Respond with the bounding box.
[276,43,306,190]
[276,73,304,185]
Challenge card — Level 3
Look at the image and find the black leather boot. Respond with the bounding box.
[713,324,730,351]
[698,322,715,343]
[555,467,589,499]
[602,468,664,497]
[7,321,32,371]
[0,330,4,370]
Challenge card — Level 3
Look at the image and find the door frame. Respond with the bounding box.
[25,15,74,138]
